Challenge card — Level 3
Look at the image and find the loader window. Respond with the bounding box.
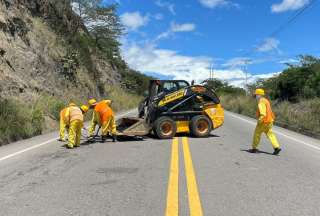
[162,82,178,93]
[177,81,189,89]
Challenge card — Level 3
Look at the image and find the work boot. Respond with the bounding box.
[67,144,74,149]
[101,135,107,143]
[58,138,65,142]
[273,148,281,155]
[248,148,258,153]
[112,135,117,142]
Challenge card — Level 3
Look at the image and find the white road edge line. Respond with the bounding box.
[0,109,136,162]
[226,112,320,151]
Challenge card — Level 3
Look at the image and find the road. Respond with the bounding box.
[0,110,319,216]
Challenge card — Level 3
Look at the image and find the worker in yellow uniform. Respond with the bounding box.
[66,104,89,149]
[249,89,282,155]
[88,98,117,142]
[59,103,76,142]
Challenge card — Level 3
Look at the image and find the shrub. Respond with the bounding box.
[221,95,320,138]
[104,85,143,112]
[0,98,44,145]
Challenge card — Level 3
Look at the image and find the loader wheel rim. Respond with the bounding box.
[161,122,173,136]
[197,120,209,134]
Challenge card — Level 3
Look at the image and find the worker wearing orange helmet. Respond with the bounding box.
[59,102,76,142]
[88,98,117,142]
[249,89,281,155]
[66,104,89,149]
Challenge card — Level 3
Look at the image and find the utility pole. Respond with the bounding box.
[211,64,214,80]
[209,64,214,80]
[243,59,250,94]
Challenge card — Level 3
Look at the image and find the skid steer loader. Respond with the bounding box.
[116,80,224,139]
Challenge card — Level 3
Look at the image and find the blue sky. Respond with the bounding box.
[105,0,320,86]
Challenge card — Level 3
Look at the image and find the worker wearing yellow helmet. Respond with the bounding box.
[88,98,117,142]
[249,89,281,155]
[58,102,76,142]
[66,104,89,149]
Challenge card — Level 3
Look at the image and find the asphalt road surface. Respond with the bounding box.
[0,110,319,216]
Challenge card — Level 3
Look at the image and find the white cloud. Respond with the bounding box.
[121,42,278,87]
[122,42,211,82]
[155,0,176,15]
[120,12,149,31]
[278,58,299,64]
[199,0,239,9]
[271,0,309,13]
[155,22,196,41]
[199,0,228,8]
[171,22,196,32]
[256,38,280,52]
[223,57,252,68]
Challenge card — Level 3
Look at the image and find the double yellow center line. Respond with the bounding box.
[165,137,203,216]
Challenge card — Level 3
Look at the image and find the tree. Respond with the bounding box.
[202,79,246,96]
[70,1,124,60]
[251,55,320,101]
[69,0,101,37]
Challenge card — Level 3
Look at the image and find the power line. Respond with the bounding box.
[244,0,318,58]
[269,0,318,38]
[239,0,318,90]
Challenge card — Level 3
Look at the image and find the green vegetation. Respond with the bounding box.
[219,55,320,138]
[105,85,143,112]
[221,95,320,137]
[247,55,320,101]
[0,98,44,145]
[120,69,154,95]
[202,79,246,96]
[67,0,152,95]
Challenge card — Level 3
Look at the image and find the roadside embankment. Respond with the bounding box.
[220,95,320,139]
[0,90,141,146]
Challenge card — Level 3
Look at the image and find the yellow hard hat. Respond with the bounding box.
[254,88,265,96]
[80,105,89,113]
[68,102,76,107]
[105,100,112,105]
[88,98,97,106]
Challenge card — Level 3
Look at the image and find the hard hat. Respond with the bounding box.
[81,105,89,113]
[88,98,97,106]
[254,88,265,96]
[68,102,76,107]
[105,100,112,105]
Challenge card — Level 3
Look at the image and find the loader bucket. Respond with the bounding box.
[116,117,151,136]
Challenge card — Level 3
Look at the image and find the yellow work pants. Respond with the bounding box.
[252,122,280,149]
[101,115,117,136]
[89,111,100,137]
[68,120,83,148]
[59,120,69,141]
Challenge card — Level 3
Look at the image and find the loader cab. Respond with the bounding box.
[149,80,190,99]
[139,80,190,118]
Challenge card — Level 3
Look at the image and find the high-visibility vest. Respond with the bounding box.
[69,106,83,122]
[256,98,275,124]
[94,101,114,123]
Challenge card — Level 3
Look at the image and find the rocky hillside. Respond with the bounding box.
[0,0,152,145]
[0,0,120,101]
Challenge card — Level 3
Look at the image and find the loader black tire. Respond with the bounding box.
[154,117,177,139]
[190,115,212,138]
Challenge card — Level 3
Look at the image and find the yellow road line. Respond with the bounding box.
[182,137,203,216]
[165,137,179,216]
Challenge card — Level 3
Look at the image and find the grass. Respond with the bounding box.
[0,98,44,145]
[220,95,320,138]
[104,85,143,112]
[0,86,143,145]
